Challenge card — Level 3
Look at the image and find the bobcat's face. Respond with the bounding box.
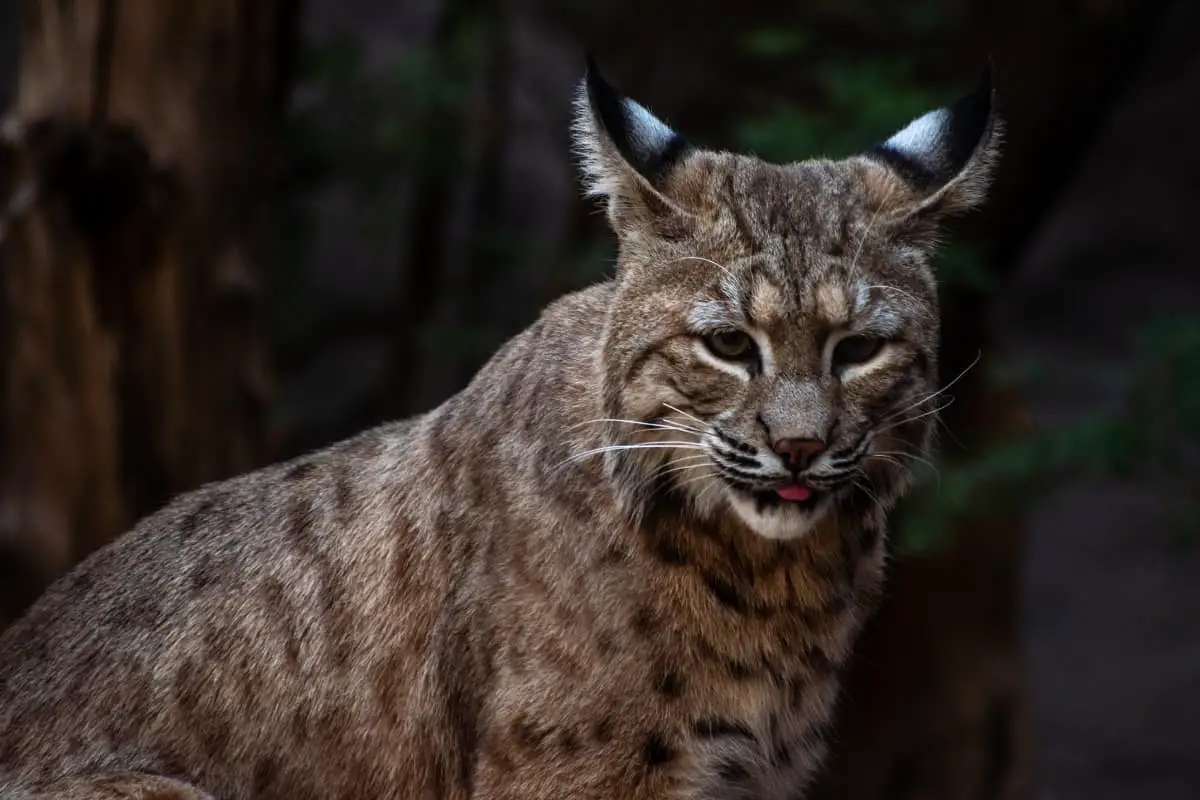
[611,186,938,539]
[577,60,997,540]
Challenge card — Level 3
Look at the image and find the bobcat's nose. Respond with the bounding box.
[773,438,826,472]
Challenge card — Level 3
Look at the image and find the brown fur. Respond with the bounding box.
[0,64,998,799]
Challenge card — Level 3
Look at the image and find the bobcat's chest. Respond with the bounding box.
[686,673,841,800]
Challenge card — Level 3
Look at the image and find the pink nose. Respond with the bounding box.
[773,438,826,471]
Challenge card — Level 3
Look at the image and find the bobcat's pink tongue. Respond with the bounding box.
[776,483,812,502]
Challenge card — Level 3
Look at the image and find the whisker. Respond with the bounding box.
[882,351,981,423]
[847,180,898,283]
[570,417,704,436]
[852,478,888,518]
[864,284,924,306]
[603,448,713,513]
[867,448,940,494]
[616,420,704,437]
[684,474,722,517]
[866,453,907,473]
[562,442,706,466]
[665,255,738,284]
[865,454,919,490]
[661,403,708,429]
[874,399,954,437]
[662,465,716,484]
[667,452,712,463]
[932,413,968,451]
[674,471,720,491]
[863,285,936,324]
[660,458,712,477]
[871,450,940,474]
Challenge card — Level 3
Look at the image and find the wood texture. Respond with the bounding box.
[0,0,295,625]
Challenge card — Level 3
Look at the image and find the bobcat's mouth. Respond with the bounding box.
[717,474,834,541]
[717,476,825,513]
[712,470,828,518]
[749,484,823,513]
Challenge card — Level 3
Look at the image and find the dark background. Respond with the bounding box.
[1,1,1198,798]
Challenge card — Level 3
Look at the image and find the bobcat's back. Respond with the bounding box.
[0,420,435,794]
[0,286,611,798]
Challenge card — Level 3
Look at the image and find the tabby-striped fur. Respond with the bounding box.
[0,60,999,799]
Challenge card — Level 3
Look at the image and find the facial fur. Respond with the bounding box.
[585,62,996,543]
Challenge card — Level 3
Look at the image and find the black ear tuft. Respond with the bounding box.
[580,55,691,186]
[866,61,997,195]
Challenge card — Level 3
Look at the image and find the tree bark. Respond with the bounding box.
[0,0,296,626]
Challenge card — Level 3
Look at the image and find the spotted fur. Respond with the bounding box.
[0,60,999,799]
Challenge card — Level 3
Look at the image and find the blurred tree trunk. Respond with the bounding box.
[0,0,296,626]
[355,0,581,424]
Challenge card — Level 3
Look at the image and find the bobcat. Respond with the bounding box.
[0,58,999,799]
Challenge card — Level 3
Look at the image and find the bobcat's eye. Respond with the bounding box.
[832,335,885,371]
[705,329,756,361]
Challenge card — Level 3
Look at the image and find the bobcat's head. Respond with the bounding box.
[576,58,999,541]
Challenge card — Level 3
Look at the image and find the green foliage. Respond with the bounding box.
[933,241,997,293]
[293,33,477,194]
[272,31,481,332]
[303,35,363,86]
[738,28,810,60]
[735,54,941,162]
[895,314,1200,553]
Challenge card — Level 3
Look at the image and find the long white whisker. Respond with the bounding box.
[853,473,883,504]
[675,471,720,491]
[658,455,712,475]
[562,442,706,466]
[609,420,703,436]
[868,443,941,492]
[665,255,738,284]
[864,284,923,305]
[651,455,713,491]
[867,453,907,472]
[871,450,940,474]
[852,478,888,519]
[883,351,982,423]
[661,403,708,429]
[867,453,927,493]
[863,284,936,324]
[875,399,954,437]
[661,463,714,481]
[848,180,898,283]
[933,413,968,451]
[663,453,712,466]
[570,417,704,436]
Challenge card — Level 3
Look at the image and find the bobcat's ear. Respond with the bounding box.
[860,63,1001,228]
[572,55,695,234]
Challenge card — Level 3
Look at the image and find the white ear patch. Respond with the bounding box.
[571,64,686,204]
[883,108,949,161]
[623,98,676,157]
